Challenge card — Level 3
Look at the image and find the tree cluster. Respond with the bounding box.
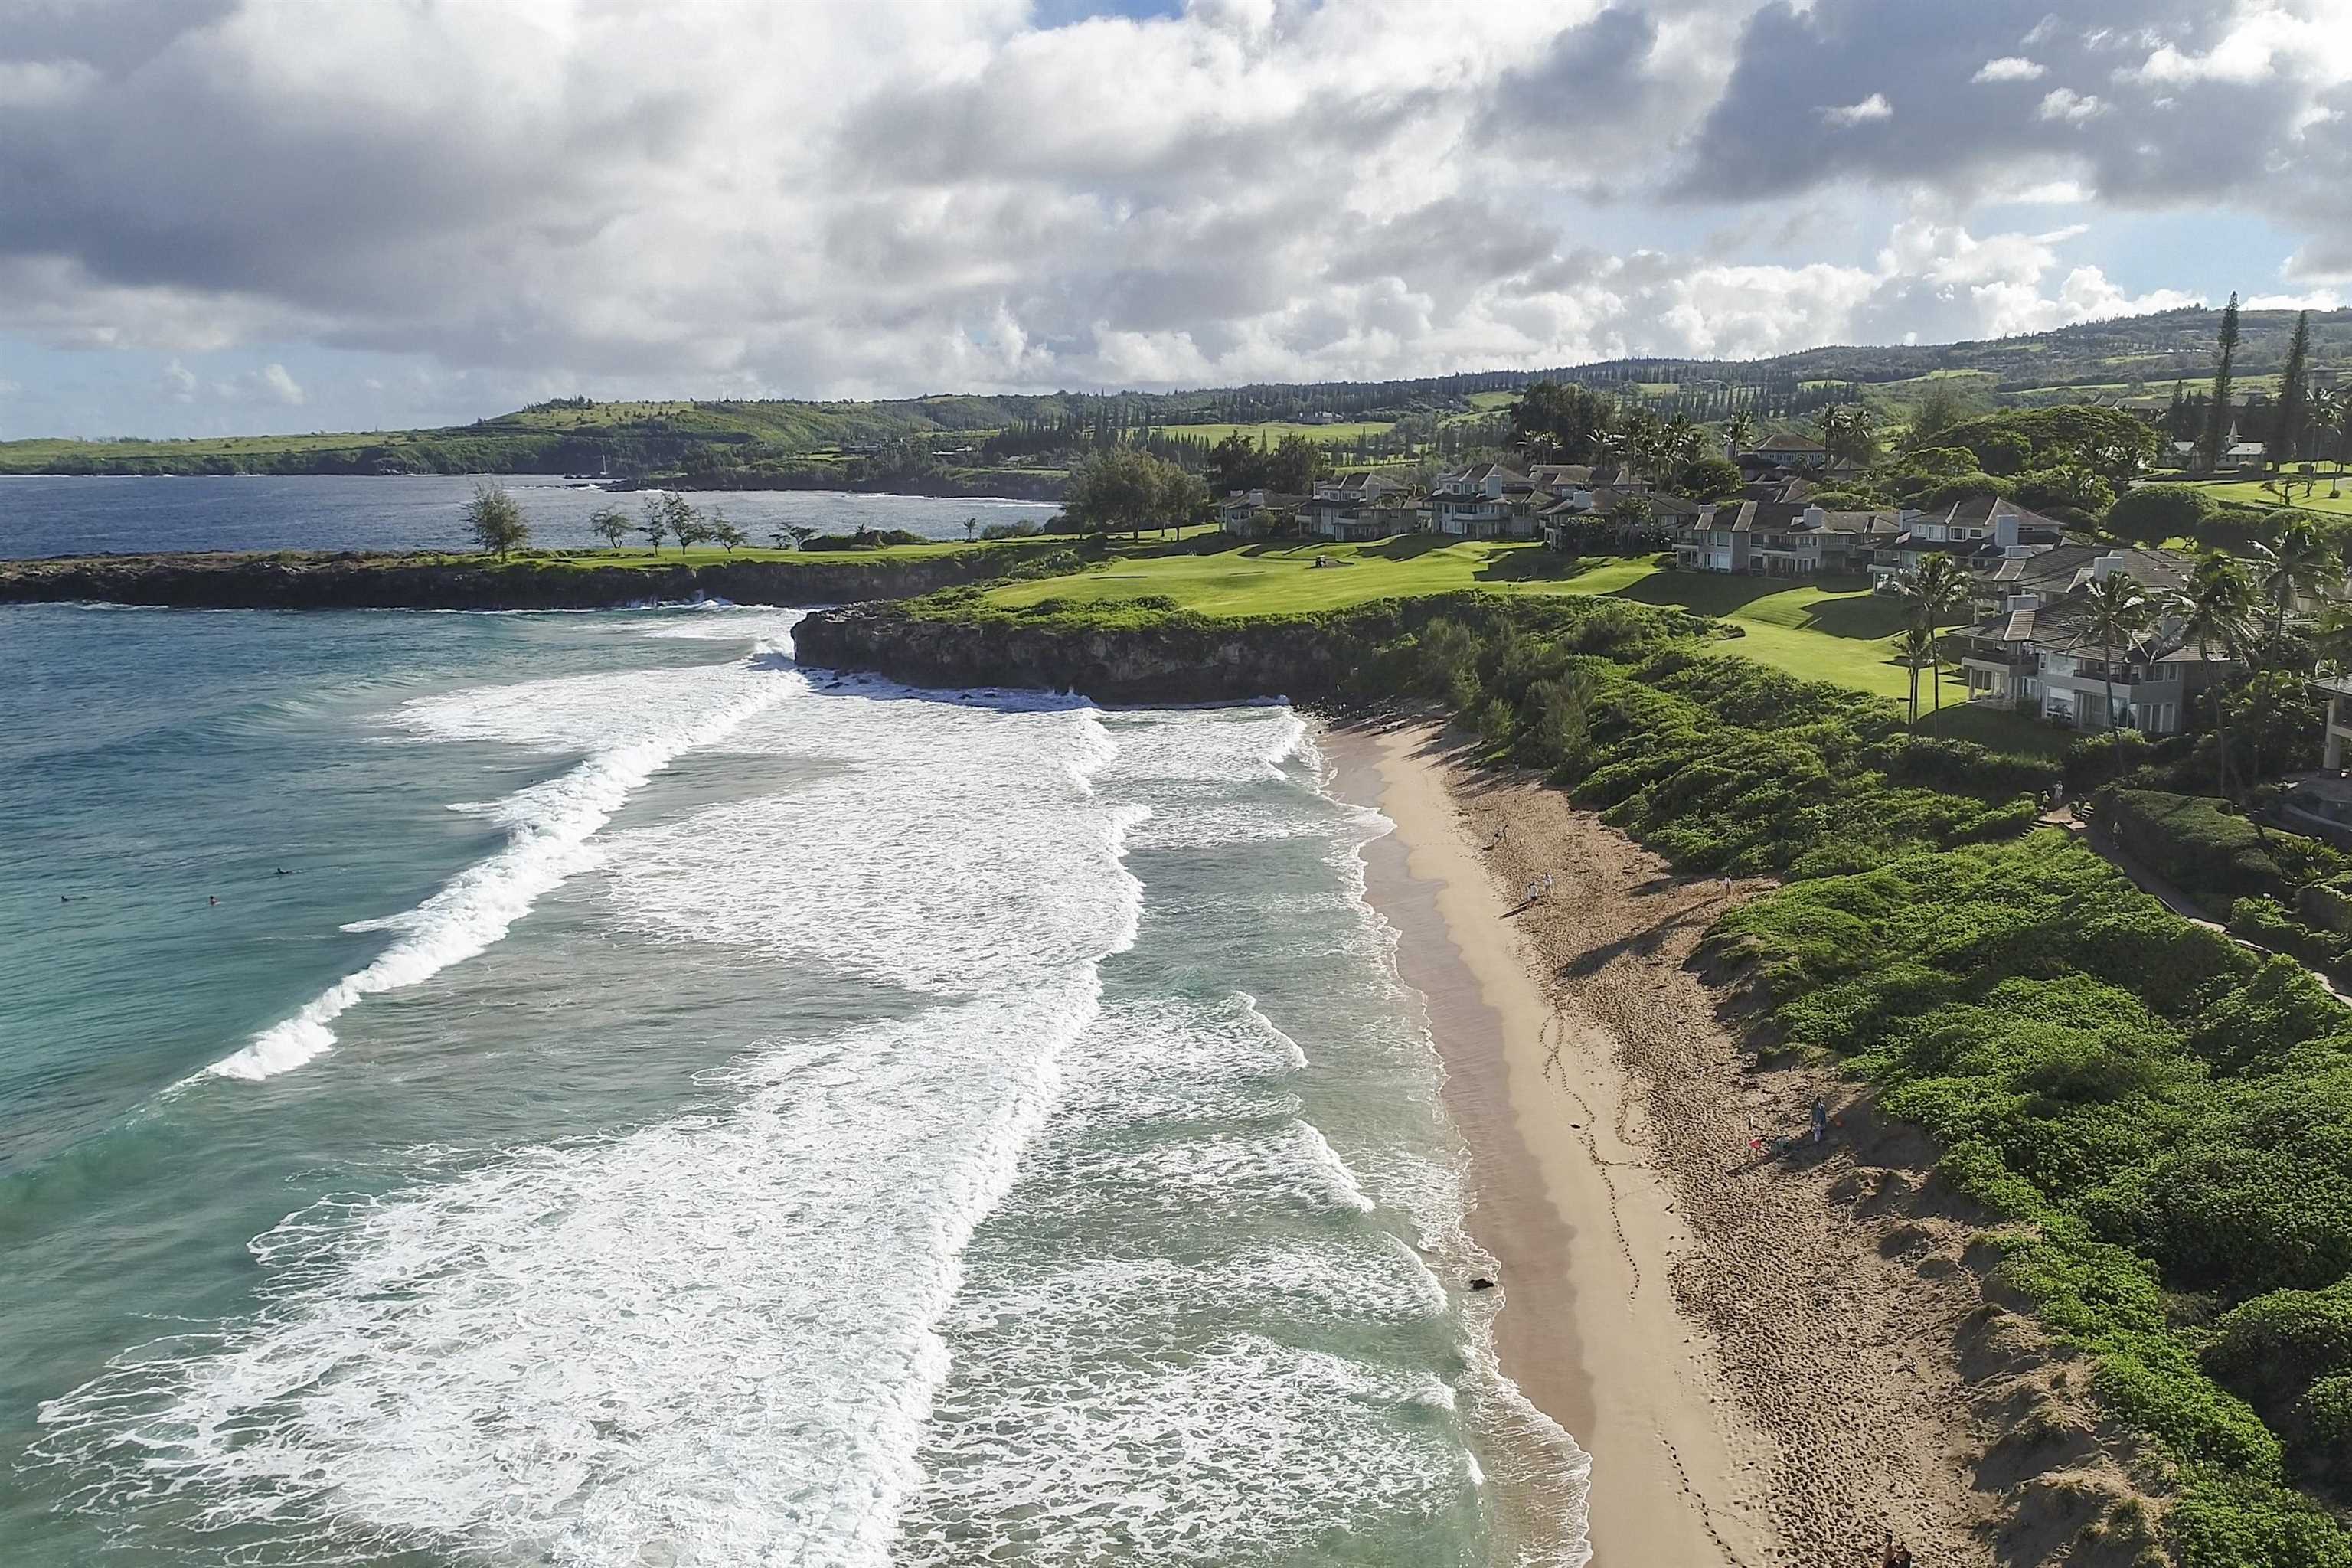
[1061,449,1209,537]
[1204,432,1328,495]
[632,491,747,553]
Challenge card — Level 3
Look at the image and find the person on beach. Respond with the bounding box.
[1525,877,1540,905]
[1811,1096,1830,1144]
[1881,1528,1913,1567]
[1543,871,1554,897]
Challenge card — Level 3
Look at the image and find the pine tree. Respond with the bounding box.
[2200,292,2241,471]
[2272,310,2312,470]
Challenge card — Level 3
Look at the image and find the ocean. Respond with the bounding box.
[0,474,1060,558]
[0,581,1589,1563]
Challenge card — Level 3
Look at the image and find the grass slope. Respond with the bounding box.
[985,536,2051,750]
[2174,478,2352,519]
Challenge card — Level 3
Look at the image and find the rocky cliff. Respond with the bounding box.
[795,593,1712,704]
[0,545,1065,612]
[792,600,1433,704]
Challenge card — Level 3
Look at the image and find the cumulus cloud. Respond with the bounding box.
[1821,92,1893,126]
[2037,87,2105,121]
[1973,56,2045,82]
[0,0,2338,431]
[1678,0,2347,211]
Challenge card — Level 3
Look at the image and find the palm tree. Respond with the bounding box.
[2079,570,2154,779]
[1812,403,1877,467]
[2246,521,2340,639]
[2314,600,2352,676]
[1901,553,1970,737]
[1662,413,1700,472]
[1616,408,1662,479]
[2165,553,2259,799]
[1896,624,1937,731]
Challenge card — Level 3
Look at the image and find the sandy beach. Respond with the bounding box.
[1328,719,2086,1568]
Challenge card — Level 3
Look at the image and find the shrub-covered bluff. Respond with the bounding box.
[801,588,2352,1566]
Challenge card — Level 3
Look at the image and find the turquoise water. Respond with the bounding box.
[0,600,1587,1565]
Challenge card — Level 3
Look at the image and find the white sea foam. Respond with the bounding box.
[886,951,1479,1561]
[898,1336,1467,1567]
[46,674,1145,1566]
[599,687,1142,995]
[46,988,1104,1565]
[54,672,1590,1565]
[200,640,799,1083]
[1090,704,1308,786]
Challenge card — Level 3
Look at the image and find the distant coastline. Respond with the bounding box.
[3,464,1067,501]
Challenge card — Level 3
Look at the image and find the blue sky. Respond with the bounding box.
[0,0,2343,439]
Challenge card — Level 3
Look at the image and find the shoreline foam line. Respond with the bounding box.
[198,652,795,1085]
[1312,722,1596,1568]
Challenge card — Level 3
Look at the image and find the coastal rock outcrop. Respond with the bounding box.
[795,593,1707,705]
[0,546,1065,612]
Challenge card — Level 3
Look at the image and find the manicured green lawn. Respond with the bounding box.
[984,537,2065,753]
[2171,475,2352,518]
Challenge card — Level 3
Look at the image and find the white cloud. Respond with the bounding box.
[0,0,2333,433]
[1973,57,2046,83]
[1821,92,1893,126]
[2038,87,2106,121]
[2121,4,2352,86]
[2244,289,2345,309]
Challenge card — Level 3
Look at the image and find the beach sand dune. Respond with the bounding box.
[1333,720,2145,1568]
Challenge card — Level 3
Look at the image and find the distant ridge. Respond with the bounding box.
[6,305,2347,482]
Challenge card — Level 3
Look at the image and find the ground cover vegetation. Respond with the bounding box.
[1374,599,2352,1561]
[1711,838,2352,1565]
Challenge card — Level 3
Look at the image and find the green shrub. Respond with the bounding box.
[2104,789,2289,910]
[2095,1343,2285,1473]
[2109,484,2223,546]
[1972,430,2034,475]
[2290,1375,2352,1487]
[1916,472,2014,508]
[1905,445,1981,477]
[2167,1468,2352,1567]
[2207,1282,2352,1415]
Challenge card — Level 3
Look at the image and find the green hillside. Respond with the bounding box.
[8,305,2346,484]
